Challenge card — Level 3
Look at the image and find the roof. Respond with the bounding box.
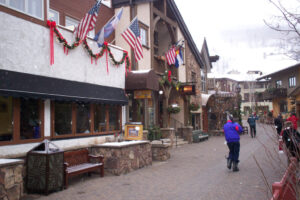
[201,93,213,106]
[257,63,300,80]
[208,72,263,82]
[125,69,159,91]
[112,0,203,67]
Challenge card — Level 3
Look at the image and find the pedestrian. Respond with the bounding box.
[287,113,299,130]
[247,113,258,138]
[274,113,283,135]
[224,115,243,172]
[281,121,300,160]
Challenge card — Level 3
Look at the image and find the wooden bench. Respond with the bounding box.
[64,149,104,189]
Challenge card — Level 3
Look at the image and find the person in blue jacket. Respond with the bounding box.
[224,115,243,172]
[247,113,259,138]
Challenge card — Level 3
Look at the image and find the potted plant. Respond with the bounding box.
[189,102,200,111]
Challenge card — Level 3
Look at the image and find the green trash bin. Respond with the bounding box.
[192,130,200,143]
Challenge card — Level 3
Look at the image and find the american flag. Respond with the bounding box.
[121,17,143,61]
[165,46,176,65]
[75,1,101,41]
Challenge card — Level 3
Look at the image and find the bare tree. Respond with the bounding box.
[264,0,300,61]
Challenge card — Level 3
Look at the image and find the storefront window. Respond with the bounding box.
[94,104,106,132]
[20,98,41,140]
[109,105,119,131]
[76,103,90,134]
[0,96,13,141]
[55,102,72,135]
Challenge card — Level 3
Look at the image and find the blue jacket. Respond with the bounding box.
[247,116,258,127]
[223,120,243,143]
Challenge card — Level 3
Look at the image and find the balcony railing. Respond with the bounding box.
[263,88,287,100]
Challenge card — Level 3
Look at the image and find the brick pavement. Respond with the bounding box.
[23,123,287,200]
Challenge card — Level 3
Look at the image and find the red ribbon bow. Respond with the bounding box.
[47,20,56,65]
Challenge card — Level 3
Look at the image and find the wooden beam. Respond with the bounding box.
[152,6,177,28]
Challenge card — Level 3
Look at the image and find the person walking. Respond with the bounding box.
[287,113,299,130]
[274,113,283,135]
[247,113,258,138]
[281,121,300,160]
[224,115,243,172]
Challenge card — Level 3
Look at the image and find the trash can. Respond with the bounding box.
[124,122,143,140]
[27,139,64,194]
[192,130,200,143]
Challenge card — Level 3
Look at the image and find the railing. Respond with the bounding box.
[263,88,287,100]
[170,117,185,147]
[270,157,298,200]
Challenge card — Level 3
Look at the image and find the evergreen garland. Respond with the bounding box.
[49,21,130,69]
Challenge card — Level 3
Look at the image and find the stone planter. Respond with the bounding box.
[91,141,152,176]
[151,144,170,161]
[0,159,24,200]
[160,128,175,147]
[177,126,193,144]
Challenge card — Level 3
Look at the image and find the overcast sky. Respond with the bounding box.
[174,0,299,75]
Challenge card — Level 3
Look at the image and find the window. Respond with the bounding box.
[20,98,41,140]
[54,102,72,136]
[94,104,106,132]
[280,101,288,113]
[140,28,147,46]
[52,101,121,138]
[0,0,44,19]
[108,105,120,131]
[276,80,282,88]
[289,76,296,88]
[65,16,95,38]
[0,96,13,142]
[139,23,148,47]
[48,9,59,25]
[0,97,44,145]
[244,93,249,101]
[76,102,90,134]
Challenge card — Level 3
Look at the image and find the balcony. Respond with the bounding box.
[263,88,287,100]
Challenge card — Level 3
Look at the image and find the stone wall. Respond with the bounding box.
[151,144,170,161]
[91,142,152,176]
[0,159,24,200]
[178,126,193,143]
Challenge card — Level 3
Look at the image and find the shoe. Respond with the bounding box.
[227,158,232,169]
[232,161,239,172]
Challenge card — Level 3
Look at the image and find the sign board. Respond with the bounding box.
[124,123,143,140]
[134,90,152,99]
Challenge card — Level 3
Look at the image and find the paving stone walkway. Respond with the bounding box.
[24,123,287,200]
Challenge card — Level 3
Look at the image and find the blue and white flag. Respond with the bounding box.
[94,8,123,47]
[175,48,183,68]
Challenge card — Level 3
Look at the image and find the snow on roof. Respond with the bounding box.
[207,72,262,82]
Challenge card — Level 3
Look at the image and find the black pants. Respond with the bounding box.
[276,127,282,135]
[250,125,256,138]
[227,141,240,162]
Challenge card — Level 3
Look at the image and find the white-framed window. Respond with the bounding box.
[65,16,95,38]
[48,9,59,25]
[0,0,44,20]
[140,27,147,46]
[289,76,296,88]
[276,80,282,88]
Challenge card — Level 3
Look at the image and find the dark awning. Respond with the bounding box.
[0,69,128,105]
[125,69,159,91]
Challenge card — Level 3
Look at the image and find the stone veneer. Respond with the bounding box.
[178,126,193,144]
[0,159,24,200]
[160,128,175,147]
[151,144,171,161]
[91,141,152,176]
